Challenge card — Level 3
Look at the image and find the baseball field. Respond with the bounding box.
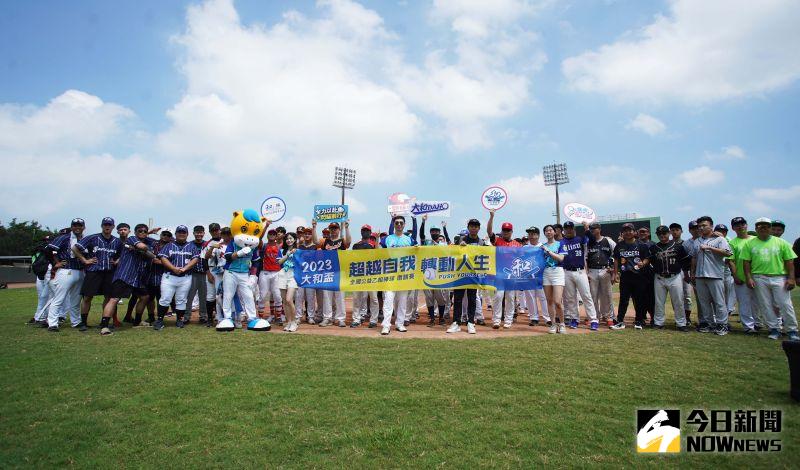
[1,287,798,468]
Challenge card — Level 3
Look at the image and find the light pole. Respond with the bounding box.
[543,162,569,224]
[332,166,356,205]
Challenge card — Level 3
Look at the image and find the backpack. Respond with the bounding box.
[31,246,50,280]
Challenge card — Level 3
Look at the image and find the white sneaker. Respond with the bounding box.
[319,319,331,327]
[558,323,566,334]
[502,324,512,329]
[548,323,557,334]
[396,325,407,332]
[381,326,390,335]
[446,322,461,333]
[467,322,476,334]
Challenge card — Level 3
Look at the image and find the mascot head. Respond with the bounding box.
[231,209,265,248]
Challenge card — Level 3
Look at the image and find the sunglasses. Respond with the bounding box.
[136,229,148,233]
[394,221,405,225]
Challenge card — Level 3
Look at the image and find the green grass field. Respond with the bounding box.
[1,287,799,468]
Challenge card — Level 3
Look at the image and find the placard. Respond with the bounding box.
[409,200,451,217]
[563,202,597,224]
[260,196,286,222]
[481,186,508,211]
[313,204,349,223]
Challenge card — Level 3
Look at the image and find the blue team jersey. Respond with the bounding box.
[75,233,120,272]
[158,241,200,271]
[113,236,154,288]
[224,242,259,273]
[47,233,84,270]
[384,234,413,248]
[559,235,589,270]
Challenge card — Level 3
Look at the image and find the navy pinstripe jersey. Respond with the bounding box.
[47,233,84,271]
[112,236,154,288]
[75,233,121,272]
[158,241,200,270]
[190,240,207,273]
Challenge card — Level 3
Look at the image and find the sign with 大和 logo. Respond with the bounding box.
[260,196,286,222]
[313,204,348,223]
[481,186,508,211]
[563,202,597,224]
[409,201,451,217]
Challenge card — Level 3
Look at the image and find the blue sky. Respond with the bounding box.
[1,0,799,240]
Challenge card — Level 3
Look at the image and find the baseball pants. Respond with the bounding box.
[159,273,192,310]
[753,275,798,332]
[34,277,52,322]
[297,287,319,322]
[617,273,647,325]
[406,290,419,319]
[563,270,598,322]
[257,270,282,312]
[424,289,450,317]
[695,277,728,327]
[47,269,84,327]
[723,269,736,314]
[186,271,208,321]
[588,268,614,321]
[733,282,758,329]
[522,289,550,323]
[354,291,379,324]
[654,274,686,327]
[681,274,693,313]
[222,271,257,321]
[323,290,346,323]
[491,290,517,327]
[382,290,409,329]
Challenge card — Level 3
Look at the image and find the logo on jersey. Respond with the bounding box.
[637,410,681,453]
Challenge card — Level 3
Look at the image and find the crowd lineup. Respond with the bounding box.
[27,210,799,340]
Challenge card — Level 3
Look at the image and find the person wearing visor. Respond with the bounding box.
[522,226,551,327]
[72,217,121,331]
[45,218,87,332]
[649,225,690,330]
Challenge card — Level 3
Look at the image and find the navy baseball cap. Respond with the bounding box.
[589,222,600,230]
[688,220,698,229]
[714,224,728,232]
[467,218,481,227]
[101,217,114,226]
[621,223,635,231]
[731,217,747,226]
[656,225,670,234]
[563,221,575,228]
[71,218,85,226]
[175,225,189,233]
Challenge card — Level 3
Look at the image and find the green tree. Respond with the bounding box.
[0,220,59,257]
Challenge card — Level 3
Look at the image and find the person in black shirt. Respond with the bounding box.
[351,224,380,328]
[611,223,651,330]
[669,223,694,325]
[638,226,656,325]
[649,225,690,330]
[446,218,484,334]
[586,222,616,327]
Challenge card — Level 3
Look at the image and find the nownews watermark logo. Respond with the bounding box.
[637,408,782,454]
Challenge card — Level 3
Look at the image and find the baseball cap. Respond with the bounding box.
[361,224,372,231]
[655,225,669,234]
[267,229,277,235]
[161,230,173,237]
[220,227,232,235]
[430,226,441,232]
[621,223,635,231]
[754,217,772,226]
[526,226,539,233]
[116,223,130,230]
[101,217,114,226]
[772,219,786,228]
[459,229,469,236]
[688,220,698,229]
[71,218,85,226]
[467,218,481,226]
[176,225,189,233]
[589,222,600,230]
[208,223,221,231]
[730,217,747,226]
[563,221,575,228]
[714,224,728,232]
[296,226,305,233]
[328,222,340,229]
[553,223,563,230]
[501,222,513,231]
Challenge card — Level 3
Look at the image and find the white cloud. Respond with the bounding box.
[278,215,311,233]
[752,185,800,202]
[497,166,640,207]
[562,0,800,104]
[626,113,666,136]
[674,166,724,187]
[496,173,552,205]
[704,145,747,160]
[744,200,773,214]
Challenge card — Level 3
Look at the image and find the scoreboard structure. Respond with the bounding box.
[574,214,662,241]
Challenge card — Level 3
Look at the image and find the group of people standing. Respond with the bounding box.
[28,211,799,340]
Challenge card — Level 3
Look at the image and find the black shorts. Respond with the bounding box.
[146,284,161,299]
[110,280,149,299]
[80,271,114,297]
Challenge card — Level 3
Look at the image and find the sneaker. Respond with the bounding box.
[176,319,185,328]
[548,323,557,334]
[502,324,511,329]
[290,321,300,332]
[307,318,316,325]
[153,319,164,331]
[368,322,377,328]
[606,319,615,328]
[715,324,729,336]
[403,320,410,327]
[567,319,578,329]
[26,317,37,325]
[337,320,346,327]
[590,321,598,331]
[427,319,435,327]
[677,326,689,332]
[48,325,59,332]
[446,322,461,333]
[37,320,48,328]
[788,331,800,341]
[234,321,243,329]
[697,325,711,333]
[396,325,407,332]
[134,321,151,328]
[744,328,757,335]
[319,319,331,327]
[438,317,446,325]
[634,322,643,330]
[78,322,88,332]
[476,319,486,326]
[557,323,566,334]
[350,321,360,328]
[529,319,539,326]
[381,326,390,335]
[610,322,625,330]
[654,325,664,330]
[100,327,113,336]
[768,329,781,340]
[492,323,500,329]
[467,322,476,334]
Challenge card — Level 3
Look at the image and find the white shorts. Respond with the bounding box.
[277,269,297,290]
[543,266,565,286]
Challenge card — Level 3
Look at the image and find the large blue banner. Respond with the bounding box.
[494,246,545,291]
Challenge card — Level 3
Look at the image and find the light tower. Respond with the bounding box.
[543,162,569,224]
[332,167,356,205]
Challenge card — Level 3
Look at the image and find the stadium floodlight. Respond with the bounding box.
[542,162,569,224]
[332,166,357,204]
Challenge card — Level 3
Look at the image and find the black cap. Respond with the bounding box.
[71,218,85,226]
[621,223,635,231]
[101,217,114,226]
[588,222,600,230]
[208,223,221,231]
[553,223,563,230]
[563,221,575,228]
[714,224,728,232]
[116,222,130,230]
[467,218,481,227]
[730,217,746,226]
[669,223,682,230]
[655,225,670,234]
[688,220,698,229]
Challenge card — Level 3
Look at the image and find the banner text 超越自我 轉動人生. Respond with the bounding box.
[292,245,545,291]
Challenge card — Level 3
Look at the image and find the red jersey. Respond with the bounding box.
[262,244,280,272]
[493,235,521,247]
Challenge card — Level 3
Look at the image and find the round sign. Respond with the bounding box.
[481,186,508,211]
[563,202,597,224]
[260,196,286,222]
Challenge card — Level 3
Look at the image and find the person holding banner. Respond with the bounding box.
[257,229,283,324]
[487,210,521,329]
[541,225,566,334]
[381,216,414,335]
[523,226,551,327]
[447,218,486,335]
[351,224,380,328]
[296,228,320,324]
[312,220,351,327]
[278,232,299,332]
[420,215,450,326]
